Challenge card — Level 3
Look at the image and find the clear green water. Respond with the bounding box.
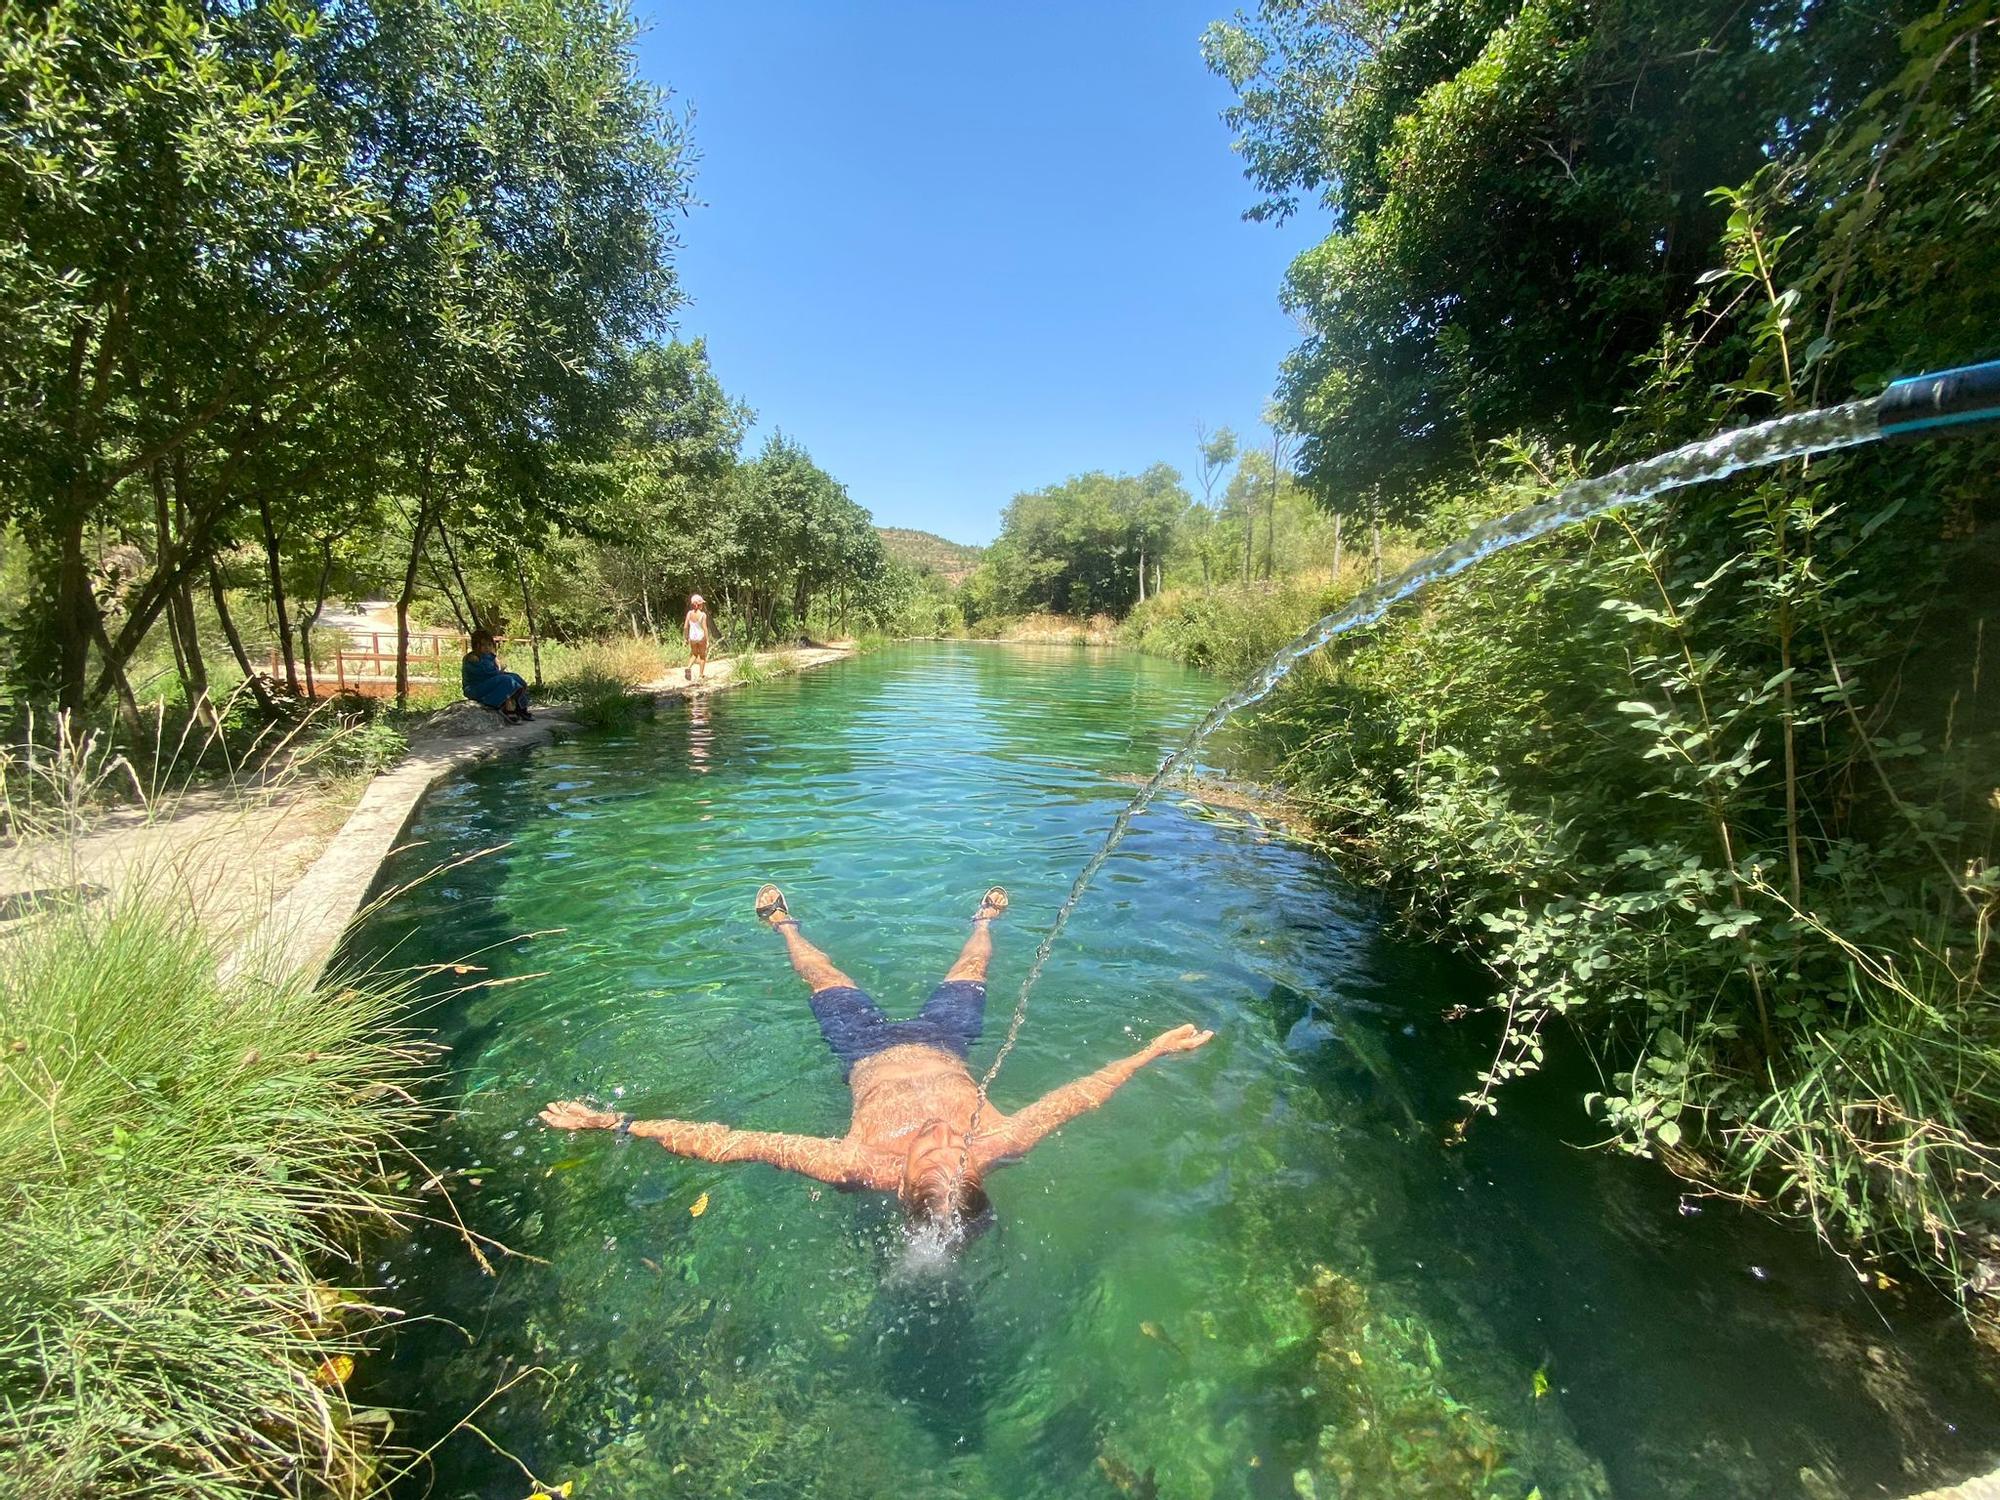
[348,644,1998,1499]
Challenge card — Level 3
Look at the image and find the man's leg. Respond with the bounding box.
[759,886,857,993]
[917,888,1007,1052]
[757,885,888,1074]
[942,886,1007,983]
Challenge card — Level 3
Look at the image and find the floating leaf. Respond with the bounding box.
[689,1191,710,1218]
[314,1354,354,1387]
[1531,1367,1550,1400]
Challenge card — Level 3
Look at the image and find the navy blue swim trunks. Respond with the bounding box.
[809,979,987,1077]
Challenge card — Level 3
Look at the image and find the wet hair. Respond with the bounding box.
[468,629,496,654]
[903,1168,992,1241]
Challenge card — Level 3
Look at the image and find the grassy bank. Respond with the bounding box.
[1115,492,2000,1318]
[1121,556,1413,678]
[0,893,433,1496]
[962,611,1120,646]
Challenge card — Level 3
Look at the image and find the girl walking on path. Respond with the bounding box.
[683,594,713,683]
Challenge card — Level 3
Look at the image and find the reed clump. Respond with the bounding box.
[1121,559,1415,678]
[540,637,673,726]
[0,895,433,1494]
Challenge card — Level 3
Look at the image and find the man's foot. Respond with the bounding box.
[755,884,796,927]
[973,887,1009,923]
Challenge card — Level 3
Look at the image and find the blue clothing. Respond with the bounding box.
[461,651,526,708]
[809,980,987,1079]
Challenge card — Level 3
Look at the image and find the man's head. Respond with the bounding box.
[898,1121,991,1238]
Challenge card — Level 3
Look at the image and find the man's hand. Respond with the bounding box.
[539,1100,619,1132]
[1149,1023,1215,1056]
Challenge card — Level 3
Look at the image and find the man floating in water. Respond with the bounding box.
[540,885,1214,1238]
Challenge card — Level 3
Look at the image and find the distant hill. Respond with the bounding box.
[877,527,983,585]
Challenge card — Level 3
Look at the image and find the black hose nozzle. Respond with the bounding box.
[1877,358,2000,441]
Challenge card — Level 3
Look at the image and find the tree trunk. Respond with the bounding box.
[175,574,214,723]
[1331,512,1344,584]
[258,495,299,694]
[53,509,93,717]
[428,546,471,634]
[151,469,191,691]
[209,561,275,712]
[149,464,221,731]
[1370,504,1383,585]
[1263,487,1277,580]
[1137,546,1146,606]
[297,536,335,699]
[439,523,480,630]
[517,559,543,689]
[84,602,144,739]
[396,470,435,708]
[1242,513,1254,585]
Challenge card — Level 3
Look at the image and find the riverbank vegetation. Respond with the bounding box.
[1196,0,2000,1310]
[0,889,431,1496]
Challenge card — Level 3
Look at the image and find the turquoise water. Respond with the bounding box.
[348,644,1999,1499]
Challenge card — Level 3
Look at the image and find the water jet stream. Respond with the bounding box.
[964,360,2000,1138]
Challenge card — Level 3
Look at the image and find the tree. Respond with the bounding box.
[1204,0,1923,506]
[970,468,1192,619]
[0,0,383,714]
[0,0,689,715]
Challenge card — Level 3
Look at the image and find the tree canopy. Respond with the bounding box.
[1204,0,1926,505]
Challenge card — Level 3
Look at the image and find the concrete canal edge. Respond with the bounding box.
[223,646,853,987]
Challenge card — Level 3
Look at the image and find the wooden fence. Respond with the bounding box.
[266,630,527,699]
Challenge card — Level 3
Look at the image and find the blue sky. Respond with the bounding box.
[638,1,1326,546]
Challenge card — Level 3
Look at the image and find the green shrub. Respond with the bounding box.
[0,897,433,1496]
[294,714,408,779]
[542,637,665,727]
[1123,565,1392,678]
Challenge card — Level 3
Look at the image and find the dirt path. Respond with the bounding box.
[637,642,850,695]
[0,776,363,950]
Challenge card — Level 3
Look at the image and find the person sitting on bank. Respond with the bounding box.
[461,629,533,722]
[540,885,1214,1245]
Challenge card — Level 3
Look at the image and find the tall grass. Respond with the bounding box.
[538,637,672,727]
[0,898,435,1498]
[1121,560,1404,678]
[0,735,437,1497]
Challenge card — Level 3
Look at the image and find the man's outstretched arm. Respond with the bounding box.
[981,1024,1214,1164]
[539,1101,888,1188]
